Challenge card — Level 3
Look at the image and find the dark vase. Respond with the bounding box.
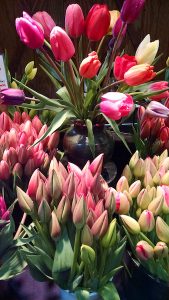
[63,122,114,168]
[121,251,169,300]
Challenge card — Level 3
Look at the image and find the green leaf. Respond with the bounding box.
[75,289,90,300]
[33,110,73,146]
[22,253,52,280]
[99,283,120,300]
[0,250,26,280]
[86,119,95,157]
[52,227,74,278]
[56,86,71,102]
[103,114,131,153]
[104,240,126,275]
[100,266,123,287]
[4,50,11,86]
[72,275,83,290]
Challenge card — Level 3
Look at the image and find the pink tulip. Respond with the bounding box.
[13,162,23,178]
[136,240,154,261]
[65,4,85,38]
[0,161,10,181]
[91,210,108,239]
[148,81,169,101]
[48,131,60,150]
[32,116,43,134]
[50,26,75,61]
[27,169,46,200]
[124,64,156,86]
[15,12,44,49]
[0,112,12,131]
[0,196,10,221]
[89,154,104,176]
[114,55,137,81]
[13,111,22,124]
[79,51,101,79]
[100,92,134,120]
[85,4,110,41]
[32,11,56,40]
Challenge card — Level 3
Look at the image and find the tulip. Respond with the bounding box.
[133,159,145,178]
[15,12,44,49]
[124,64,156,86]
[65,4,85,38]
[115,192,130,214]
[121,0,145,24]
[36,179,49,206]
[161,185,169,214]
[148,195,164,216]
[16,186,34,214]
[63,172,75,199]
[116,176,129,192]
[156,216,169,243]
[48,131,60,151]
[81,245,95,265]
[120,215,140,234]
[38,199,51,223]
[50,26,75,61]
[160,126,169,144]
[135,34,159,65]
[143,171,154,187]
[91,210,108,239]
[148,81,169,101]
[100,92,134,120]
[32,11,55,40]
[56,195,70,224]
[79,51,101,79]
[145,157,157,177]
[129,180,141,198]
[85,4,110,41]
[129,151,139,169]
[27,169,46,200]
[50,211,61,239]
[0,196,10,221]
[122,165,132,183]
[81,225,93,246]
[0,161,10,181]
[140,119,151,140]
[146,101,169,118]
[73,197,87,229]
[136,240,154,261]
[108,10,120,35]
[104,188,116,214]
[0,88,25,105]
[46,169,62,201]
[114,55,137,81]
[138,210,155,232]
[12,162,23,178]
[154,242,168,258]
[112,17,127,39]
[89,154,103,176]
[101,219,116,248]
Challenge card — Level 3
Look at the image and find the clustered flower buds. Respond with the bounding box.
[0,112,59,181]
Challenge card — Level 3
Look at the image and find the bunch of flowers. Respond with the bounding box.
[0,111,59,185]
[12,0,169,153]
[113,150,169,282]
[16,154,126,299]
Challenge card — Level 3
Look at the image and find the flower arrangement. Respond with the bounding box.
[11,0,169,157]
[16,154,126,299]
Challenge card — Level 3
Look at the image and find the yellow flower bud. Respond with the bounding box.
[156,217,169,243]
[120,215,140,235]
[135,34,159,65]
[133,158,145,178]
[16,186,34,214]
[161,171,169,185]
[159,157,169,171]
[129,180,141,198]
[25,61,34,75]
[122,164,132,183]
[27,68,37,80]
[129,151,139,169]
[101,219,116,248]
[116,176,129,192]
[138,210,155,232]
[152,155,159,169]
[143,171,154,188]
[81,245,95,265]
[159,149,168,164]
[154,242,168,258]
[137,188,151,210]
[11,81,18,89]
[148,186,156,201]
[148,195,164,216]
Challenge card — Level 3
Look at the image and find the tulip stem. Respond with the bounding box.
[40,47,75,106]
[34,219,55,258]
[156,68,167,76]
[69,228,81,281]
[99,247,108,279]
[103,22,125,87]
[14,212,27,240]
[139,232,155,247]
[97,36,106,57]
[99,79,124,94]
[44,39,51,49]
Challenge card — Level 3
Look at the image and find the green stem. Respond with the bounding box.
[139,232,155,247]
[34,219,55,258]
[99,79,124,95]
[14,212,27,240]
[156,68,167,76]
[99,247,108,279]
[97,36,106,57]
[40,47,75,105]
[69,228,81,281]
[44,39,51,49]
[103,22,125,87]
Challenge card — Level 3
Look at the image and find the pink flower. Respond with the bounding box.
[0,196,10,221]
[114,55,137,81]
[65,4,85,38]
[50,26,75,61]
[100,92,134,120]
[32,11,55,40]
[148,81,169,101]
[15,12,44,49]
[79,51,101,78]
[124,64,156,86]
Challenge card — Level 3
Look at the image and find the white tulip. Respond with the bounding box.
[135,34,159,65]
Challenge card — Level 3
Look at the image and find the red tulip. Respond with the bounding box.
[50,26,75,61]
[140,118,151,139]
[160,126,169,143]
[124,64,156,86]
[148,81,169,101]
[114,54,137,80]
[85,4,110,41]
[121,0,145,24]
[65,4,85,38]
[32,11,55,40]
[79,51,101,79]
[100,92,134,120]
[15,12,44,49]
[0,161,10,181]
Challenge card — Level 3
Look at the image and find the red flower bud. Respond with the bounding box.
[114,55,137,81]
[0,161,10,180]
[124,64,156,86]
[79,51,101,79]
[65,4,85,38]
[32,11,55,40]
[91,210,108,239]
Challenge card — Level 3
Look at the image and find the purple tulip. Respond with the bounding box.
[121,0,145,24]
[0,88,25,105]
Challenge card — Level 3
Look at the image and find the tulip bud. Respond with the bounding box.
[25,61,34,75]
[159,149,168,163]
[65,4,85,38]
[122,164,132,183]
[50,211,61,239]
[120,215,140,234]
[0,112,11,131]
[36,179,49,206]
[121,0,145,24]
[16,186,34,214]
[94,200,104,219]
[63,172,75,200]
[136,207,142,218]
[101,219,116,249]
[133,159,145,178]
[81,245,95,265]
[104,188,116,215]
[73,197,87,229]
[129,151,139,169]
[145,158,157,177]
[12,162,23,178]
[160,185,169,214]
[46,169,62,202]
[129,180,141,198]
[27,169,46,200]
[123,190,133,206]
[89,154,104,176]
[138,210,155,232]
[48,131,60,151]
[91,210,108,239]
[159,157,169,171]
[148,186,156,201]
[81,225,93,246]
[156,216,169,243]
[26,68,37,80]
[33,11,56,40]
[143,171,154,188]
[38,199,51,223]
[124,64,156,86]
[24,158,35,177]
[0,88,25,105]
[161,171,169,185]
[116,176,129,192]
[79,51,101,79]
[115,192,130,214]
[136,240,154,261]
[148,195,164,216]
[152,155,159,169]
[56,195,70,224]
[11,81,18,89]
[140,118,151,140]
[154,242,169,258]
[0,160,10,181]
[137,189,151,209]
[135,34,159,65]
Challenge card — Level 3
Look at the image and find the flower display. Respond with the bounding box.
[32,11,56,40]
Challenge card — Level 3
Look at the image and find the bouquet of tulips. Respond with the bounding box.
[9,0,169,155]
[113,150,169,282]
[16,154,126,299]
